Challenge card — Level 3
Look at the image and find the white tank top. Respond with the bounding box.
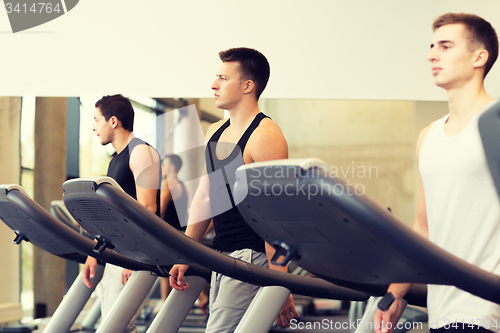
[419,101,500,330]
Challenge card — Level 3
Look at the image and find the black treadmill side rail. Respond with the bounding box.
[62,178,370,302]
[234,162,500,306]
[478,101,500,200]
[1,184,212,281]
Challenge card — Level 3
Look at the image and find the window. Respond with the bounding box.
[20,96,35,319]
[79,96,159,177]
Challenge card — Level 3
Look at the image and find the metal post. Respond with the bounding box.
[43,264,104,333]
[234,286,291,333]
[95,270,157,333]
[146,275,208,333]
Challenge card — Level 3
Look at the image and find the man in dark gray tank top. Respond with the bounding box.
[170,48,299,333]
[81,94,161,333]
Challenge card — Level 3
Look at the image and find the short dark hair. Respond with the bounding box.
[95,94,134,132]
[219,47,270,100]
[165,154,183,173]
[433,13,498,78]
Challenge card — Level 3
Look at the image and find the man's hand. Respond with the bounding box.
[121,269,134,286]
[374,298,405,333]
[82,256,97,288]
[275,294,300,327]
[169,264,190,290]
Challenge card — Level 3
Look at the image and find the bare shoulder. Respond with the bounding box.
[205,118,228,142]
[415,121,438,167]
[130,143,160,162]
[129,142,160,180]
[253,117,286,140]
[247,117,288,163]
[416,122,434,157]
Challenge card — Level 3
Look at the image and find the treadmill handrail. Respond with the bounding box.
[0,184,29,197]
[62,177,370,301]
[233,160,500,305]
[237,157,328,172]
[0,184,212,284]
[64,176,123,191]
[0,185,154,271]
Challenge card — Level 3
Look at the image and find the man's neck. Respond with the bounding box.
[226,99,261,130]
[166,173,178,181]
[445,78,493,121]
[112,130,134,154]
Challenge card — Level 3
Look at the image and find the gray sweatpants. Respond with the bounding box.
[99,264,142,333]
[205,248,268,333]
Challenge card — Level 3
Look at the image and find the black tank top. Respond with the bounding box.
[163,180,188,231]
[205,113,269,253]
[107,138,161,217]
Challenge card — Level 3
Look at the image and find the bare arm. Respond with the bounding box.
[82,256,98,288]
[130,144,161,214]
[169,171,213,290]
[170,122,224,290]
[246,118,288,163]
[374,125,431,333]
[82,142,161,287]
[265,242,300,327]
[246,119,297,327]
[120,143,160,284]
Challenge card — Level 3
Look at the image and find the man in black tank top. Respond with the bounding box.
[160,154,188,231]
[170,48,299,332]
[81,95,161,333]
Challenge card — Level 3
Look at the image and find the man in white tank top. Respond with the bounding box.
[375,13,500,333]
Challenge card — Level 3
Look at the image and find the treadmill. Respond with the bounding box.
[62,177,371,333]
[0,184,211,333]
[232,158,500,306]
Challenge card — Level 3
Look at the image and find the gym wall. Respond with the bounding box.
[2,0,500,100]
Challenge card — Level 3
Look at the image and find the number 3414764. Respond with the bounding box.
[5,3,62,14]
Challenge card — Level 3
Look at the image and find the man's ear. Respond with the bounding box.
[109,116,119,129]
[473,49,489,69]
[243,79,255,95]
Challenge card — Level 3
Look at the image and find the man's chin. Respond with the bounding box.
[432,76,449,88]
[214,101,225,110]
